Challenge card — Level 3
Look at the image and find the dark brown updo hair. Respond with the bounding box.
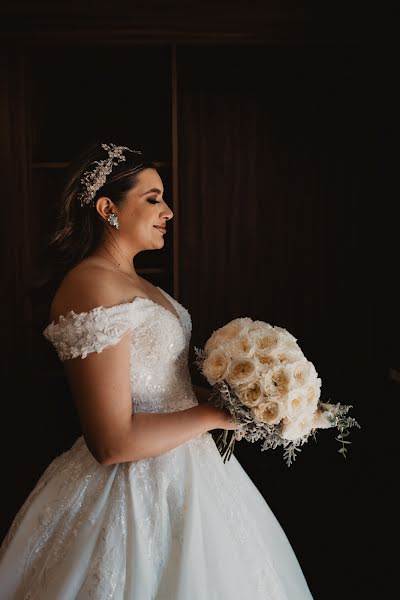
[33,140,157,303]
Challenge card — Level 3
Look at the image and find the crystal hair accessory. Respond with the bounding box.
[78,143,143,207]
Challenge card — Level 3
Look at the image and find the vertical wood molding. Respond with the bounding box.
[171,43,179,300]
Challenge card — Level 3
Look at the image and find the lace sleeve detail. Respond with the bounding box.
[42,301,146,361]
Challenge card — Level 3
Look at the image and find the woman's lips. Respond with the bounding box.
[153,226,166,233]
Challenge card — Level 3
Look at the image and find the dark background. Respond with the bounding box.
[0,2,397,598]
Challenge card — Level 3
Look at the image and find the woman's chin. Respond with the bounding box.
[147,239,165,250]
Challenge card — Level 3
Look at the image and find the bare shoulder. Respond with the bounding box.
[49,262,143,323]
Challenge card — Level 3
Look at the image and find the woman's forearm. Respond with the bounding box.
[102,403,218,465]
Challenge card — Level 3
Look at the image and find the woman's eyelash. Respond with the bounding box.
[147,198,160,204]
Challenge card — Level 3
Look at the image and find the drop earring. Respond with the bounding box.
[107,212,119,230]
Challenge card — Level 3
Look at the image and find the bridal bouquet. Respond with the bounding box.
[194,318,360,465]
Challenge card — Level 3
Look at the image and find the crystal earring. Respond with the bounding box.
[107,212,119,229]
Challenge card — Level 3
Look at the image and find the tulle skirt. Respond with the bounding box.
[0,432,313,599]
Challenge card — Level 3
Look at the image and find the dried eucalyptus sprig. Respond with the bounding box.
[318,401,361,458]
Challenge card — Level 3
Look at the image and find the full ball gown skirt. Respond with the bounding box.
[0,287,314,599]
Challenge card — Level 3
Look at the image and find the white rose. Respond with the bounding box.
[261,372,281,400]
[204,335,220,354]
[270,365,291,395]
[202,349,230,384]
[237,381,264,408]
[228,317,254,332]
[306,360,319,379]
[255,352,278,370]
[305,380,321,414]
[204,321,245,353]
[280,416,314,440]
[224,334,254,359]
[248,323,280,353]
[273,326,298,344]
[248,320,275,335]
[276,347,305,365]
[253,399,284,425]
[227,358,258,387]
[286,388,308,421]
[288,361,311,389]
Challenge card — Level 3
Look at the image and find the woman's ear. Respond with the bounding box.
[94,196,117,220]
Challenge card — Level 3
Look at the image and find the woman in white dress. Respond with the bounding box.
[0,142,314,599]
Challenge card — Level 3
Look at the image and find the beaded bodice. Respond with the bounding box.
[43,287,199,414]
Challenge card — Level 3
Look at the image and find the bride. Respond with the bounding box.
[0,141,313,599]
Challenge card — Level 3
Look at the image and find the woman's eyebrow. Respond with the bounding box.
[141,187,163,195]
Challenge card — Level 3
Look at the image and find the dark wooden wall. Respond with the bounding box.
[0,3,396,598]
[178,43,397,598]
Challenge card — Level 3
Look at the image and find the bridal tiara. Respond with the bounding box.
[78,143,143,207]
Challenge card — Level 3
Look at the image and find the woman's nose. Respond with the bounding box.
[162,205,173,220]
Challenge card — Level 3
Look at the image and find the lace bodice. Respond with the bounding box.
[43,287,199,414]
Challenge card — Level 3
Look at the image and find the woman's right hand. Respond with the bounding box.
[207,404,240,431]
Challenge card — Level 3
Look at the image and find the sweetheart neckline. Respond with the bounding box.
[137,286,182,325]
[45,286,183,330]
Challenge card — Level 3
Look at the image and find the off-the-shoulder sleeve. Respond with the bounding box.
[42,301,149,361]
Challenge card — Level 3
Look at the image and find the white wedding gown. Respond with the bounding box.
[0,286,313,599]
